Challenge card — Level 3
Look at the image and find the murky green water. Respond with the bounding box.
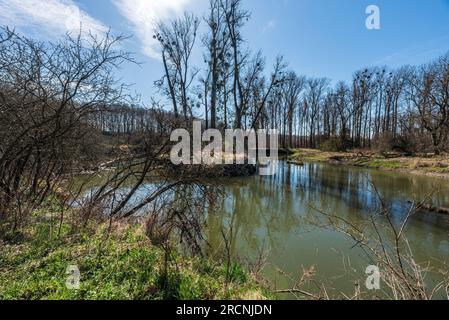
[80,161,449,298]
[204,162,449,298]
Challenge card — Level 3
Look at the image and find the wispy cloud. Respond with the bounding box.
[0,0,107,38]
[260,19,276,35]
[373,34,449,66]
[113,0,195,59]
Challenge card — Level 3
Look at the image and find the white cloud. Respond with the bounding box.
[261,19,276,34]
[113,0,195,59]
[0,0,108,39]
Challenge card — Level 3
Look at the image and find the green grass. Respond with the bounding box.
[0,210,268,300]
[288,149,428,172]
[287,148,449,180]
[423,166,449,174]
[353,158,404,169]
[288,149,329,162]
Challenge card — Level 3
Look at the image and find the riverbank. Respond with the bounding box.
[0,207,268,300]
[288,149,449,179]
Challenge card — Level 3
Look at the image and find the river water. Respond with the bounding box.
[80,160,449,298]
[204,161,449,298]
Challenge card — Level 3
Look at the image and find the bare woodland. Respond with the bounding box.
[155,0,449,155]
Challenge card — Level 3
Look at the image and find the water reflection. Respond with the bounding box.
[207,162,449,296]
[82,161,449,296]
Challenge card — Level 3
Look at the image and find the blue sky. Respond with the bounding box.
[1,0,449,106]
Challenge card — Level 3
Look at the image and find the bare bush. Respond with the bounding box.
[307,186,449,300]
[0,28,134,235]
[273,184,449,300]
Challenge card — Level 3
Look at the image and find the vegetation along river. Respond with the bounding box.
[82,161,449,298]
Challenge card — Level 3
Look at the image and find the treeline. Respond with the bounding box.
[88,104,177,135]
[154,0,449,154]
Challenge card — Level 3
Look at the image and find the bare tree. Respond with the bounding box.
[155,13,200,122]
[304,78,329,148]
[406,54,449,154]
[282,72,305,148]
[203,0,232,128]
[0,28,134,233]
[219,0,250,129]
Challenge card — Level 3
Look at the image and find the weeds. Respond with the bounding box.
[0,208,266,300]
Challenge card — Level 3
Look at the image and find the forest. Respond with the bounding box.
[150,0,449,155]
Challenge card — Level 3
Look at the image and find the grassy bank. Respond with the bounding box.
[288,149,449,178]
[0,208,269,300]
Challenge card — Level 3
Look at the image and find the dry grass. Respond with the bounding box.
[289,149,449,178]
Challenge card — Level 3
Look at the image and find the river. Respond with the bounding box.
[204,161,449,298]
[80,160,449,298]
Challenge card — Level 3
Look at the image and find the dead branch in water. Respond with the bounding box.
[276,181,449,300]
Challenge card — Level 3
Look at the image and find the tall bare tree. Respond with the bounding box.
[155,13,200,122]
